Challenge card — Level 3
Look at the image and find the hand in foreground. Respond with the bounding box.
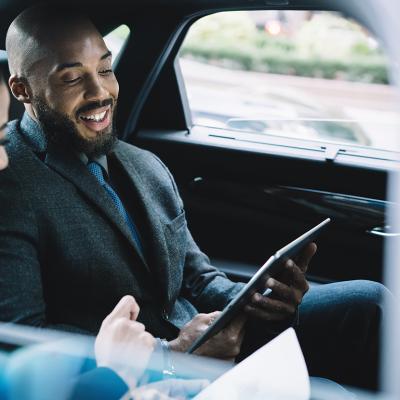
[168,312,246,360]
[130,379,208,400]
[95,295,156,389]
[244,242,317,322]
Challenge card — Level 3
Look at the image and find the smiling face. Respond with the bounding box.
[9,16,119,157]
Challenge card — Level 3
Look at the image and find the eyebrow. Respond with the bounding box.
[55,50,112,73]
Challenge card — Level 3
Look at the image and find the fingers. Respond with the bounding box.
[244,304,288,321]
[246,294,296,319]
[113,317,146,335]
[259,263,308,299]
[265,278,294,301]
[296,242,317,273]
[195,311,221,326]
[289,263,310,294]
[246,268,308,321]
[105,295,140,323]
[206,311,222,320]
[279,261,309,294]
[199,312,245,358]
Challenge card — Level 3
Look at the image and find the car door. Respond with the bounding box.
[109,0,398,286]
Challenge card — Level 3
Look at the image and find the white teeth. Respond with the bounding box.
[81,110,107,122]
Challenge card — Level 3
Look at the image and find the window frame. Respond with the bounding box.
[103,24,131,69]
[172,9,400,168]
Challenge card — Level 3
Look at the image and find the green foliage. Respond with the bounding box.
[181,12,389,84]
[181,42,388,84]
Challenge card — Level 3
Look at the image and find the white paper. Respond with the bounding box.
[194,328,310,400]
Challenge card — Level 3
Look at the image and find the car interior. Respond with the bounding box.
[0,0,395,286]
[0,0,399,396]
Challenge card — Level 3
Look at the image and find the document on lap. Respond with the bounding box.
[194,328,310,400]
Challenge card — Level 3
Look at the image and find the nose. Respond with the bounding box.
[83,74,108,101]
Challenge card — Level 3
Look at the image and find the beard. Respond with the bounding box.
[32,96,118,158]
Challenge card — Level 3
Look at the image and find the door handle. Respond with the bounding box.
[366,226,400,237]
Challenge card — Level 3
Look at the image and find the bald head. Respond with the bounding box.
[6,5,96,77]
[5,4,118,158]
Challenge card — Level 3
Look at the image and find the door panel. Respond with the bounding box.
[134,130,389,284]
[127,5,395,287]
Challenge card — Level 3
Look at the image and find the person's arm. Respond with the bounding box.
[153,154,310,348]
[0,168,88,333]
[151,154,245,313]
[94,296,156,391]
[69,367,129,400]
[180,229,246,312]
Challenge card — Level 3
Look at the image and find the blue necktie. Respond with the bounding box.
[87,161,144,256]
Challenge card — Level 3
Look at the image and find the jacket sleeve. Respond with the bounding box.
[181,228,245,313]
[0,167,89,334]
[5,339,128,400]
[69,367,129,400]
[152,154,245,313]
[157,158,300,332]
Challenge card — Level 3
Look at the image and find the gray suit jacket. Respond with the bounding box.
[0,113,243,338]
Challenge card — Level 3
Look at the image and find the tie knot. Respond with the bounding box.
[87,161,106,185]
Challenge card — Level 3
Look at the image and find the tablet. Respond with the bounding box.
[187,217,331,354]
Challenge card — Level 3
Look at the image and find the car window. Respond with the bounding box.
[103,24,130,65]
[178,11,400,160]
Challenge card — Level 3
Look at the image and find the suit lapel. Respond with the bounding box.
[17,112,148,269]
[112,145,176,305]
[44,145,149,270]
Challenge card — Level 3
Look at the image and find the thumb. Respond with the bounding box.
[107,295,140,322]
[204,311,221,325]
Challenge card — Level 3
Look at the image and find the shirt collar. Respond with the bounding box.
[79,152,109,177]
[20,112,109,175]
[20,112,48,153]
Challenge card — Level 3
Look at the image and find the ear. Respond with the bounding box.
[9,75,32,104]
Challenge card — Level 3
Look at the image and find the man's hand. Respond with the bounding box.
[168,312,246,360]
[244,243,317,322]
[95,295,156,389]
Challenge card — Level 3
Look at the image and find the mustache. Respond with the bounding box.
[76,98,114,115]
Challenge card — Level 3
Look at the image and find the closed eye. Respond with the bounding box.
[64,77,81,84]
[99,69,113,75]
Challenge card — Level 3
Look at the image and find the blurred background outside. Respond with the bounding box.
[177,11,400,153]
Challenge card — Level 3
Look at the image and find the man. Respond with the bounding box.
[0,68,206,399]
[0,3,387,390]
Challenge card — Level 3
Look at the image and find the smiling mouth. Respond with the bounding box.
[80,110,107,122]
[78,106,112,132]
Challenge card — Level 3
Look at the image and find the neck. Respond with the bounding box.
[24,104,39,123]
